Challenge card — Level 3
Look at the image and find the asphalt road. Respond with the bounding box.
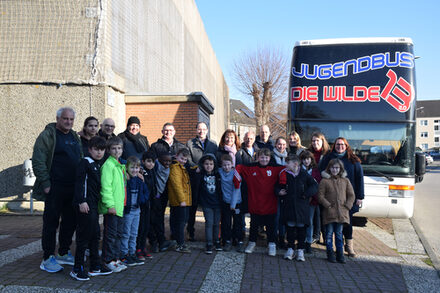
[413,160,440,263]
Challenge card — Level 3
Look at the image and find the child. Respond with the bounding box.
[167,148,192,253]
[192,154,222,254]
[277,155,318,262]
[120,156,149,266]
[71,136,112,281]
[219,154,244,252]
[136,151,156,260]
[234,148,285,256]
[300,150,322,253]
[318,158,355,263]
[148,152,173,253]
[99,136,127,273]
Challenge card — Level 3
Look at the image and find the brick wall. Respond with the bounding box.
[126,102,199,145]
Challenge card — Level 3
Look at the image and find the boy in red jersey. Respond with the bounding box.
[234,148,285,256]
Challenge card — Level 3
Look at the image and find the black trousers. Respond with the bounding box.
[74,207,100,270]
[286,225,306,249]
[170,206,189,245]
[136,201,151,251]
[220,201,244,242]
[249,214,276,243]
[42,183,76,260]
[148,195,167,245]
[101,214,124,263]
[343,211,354,239]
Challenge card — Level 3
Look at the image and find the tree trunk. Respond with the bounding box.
[261,82,272,126]
[252,83,263,128]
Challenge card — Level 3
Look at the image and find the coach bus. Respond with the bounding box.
[288,37,425,218]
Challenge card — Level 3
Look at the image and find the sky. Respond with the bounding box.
[195,0,440,108]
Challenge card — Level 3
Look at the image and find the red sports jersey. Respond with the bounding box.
[234,164,285,215]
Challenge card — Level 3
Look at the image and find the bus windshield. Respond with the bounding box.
[293,121,415,176]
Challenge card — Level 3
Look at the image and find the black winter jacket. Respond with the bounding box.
[74,157,102,209]
[151,138,184,158]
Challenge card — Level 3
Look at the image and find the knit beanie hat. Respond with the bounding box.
[127,116,141,127]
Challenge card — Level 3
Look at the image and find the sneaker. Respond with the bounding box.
[134,255,145,266]
[136,249,145,261]
[159,240,176,252]
[205,244,213,254]
[223,241,232,252]
[142,249,153,259]
[236,241,245,253]
[215,241,223,251]
[284,248,294,260]
[296,249,305,262]
[175,244,191,253]
[268,242,277,256]
[121,255,136,267]
[70,266,90,281]
[40,255,63,273]
[245,241,256,254]
[116,259,128,271]
[105,261,122,273]
[88,266,113,276]
[55,251,74,266]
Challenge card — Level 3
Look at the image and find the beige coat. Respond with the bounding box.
[318,171,355,225]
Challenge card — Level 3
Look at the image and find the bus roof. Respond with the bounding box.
[294,37,413,47]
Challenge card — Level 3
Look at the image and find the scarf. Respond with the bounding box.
[155,160,170,195]
[336,151,346,158]
[123,129,148,153]
[273,148,288,165]
[224,145,237,166]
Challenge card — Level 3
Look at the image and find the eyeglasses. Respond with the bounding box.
[104,124,115,128]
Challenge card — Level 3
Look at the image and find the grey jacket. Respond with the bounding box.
[186,137,218,166]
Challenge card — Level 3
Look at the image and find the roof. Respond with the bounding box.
[416,100,440,118]
[230,99,256,126]
[295,37,413,47]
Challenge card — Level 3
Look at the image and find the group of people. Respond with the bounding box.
[32,107,364,282]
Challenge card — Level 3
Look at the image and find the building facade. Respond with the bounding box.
[0,0,228,199]
[416,100,440,151]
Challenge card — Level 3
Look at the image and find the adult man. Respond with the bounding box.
[150,123,185,157]
[118,116,150,160]
[98,118,116,140]
[186,122,218,241]
[236,130,259,165]
[32,107,83,273]
[255,125,274,151]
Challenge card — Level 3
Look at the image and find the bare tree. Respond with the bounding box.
[232,47,289,128]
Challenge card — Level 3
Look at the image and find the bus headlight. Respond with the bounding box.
[388,185,414,198]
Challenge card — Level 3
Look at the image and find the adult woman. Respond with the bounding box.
[288,131,306,156]
[320,137,364,257]
[78,116,99,157]
[272,137,288,165]
[308,131,330,169]
[216,129,240,166]
[118,116,150,160]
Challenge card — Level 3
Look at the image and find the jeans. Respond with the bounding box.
[120,208,140,256]
[102,214,124,263]
[42,183,76,260]
[220,201,244,243]
[325,222,344,251]
[74,206,100,270]
[249,214,276,243]
[136,202,150,251]
[202,207,221,245]
[170,206,189,245]
[306,205,321,243]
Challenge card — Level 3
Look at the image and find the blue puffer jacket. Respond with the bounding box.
[124,176,149,214]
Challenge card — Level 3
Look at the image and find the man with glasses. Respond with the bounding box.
[150,123,185,158]
[98,118,116,140]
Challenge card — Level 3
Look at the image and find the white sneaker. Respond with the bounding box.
[105,261,122,273]
[268,242,276,256]
[116,260,127,271]
[245,241,256,254]
[296,249,305,262]
[284,248,294,260]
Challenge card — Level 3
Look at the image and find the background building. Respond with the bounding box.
[229,99,256,140]
[416,100,440,151]
[0,0,228,200]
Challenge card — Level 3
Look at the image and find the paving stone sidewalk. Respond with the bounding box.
[0,215,439,292]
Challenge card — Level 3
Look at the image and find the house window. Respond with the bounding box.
[420,132,428,138]
[435,137,439,143]
[421,143,428,150]
[420,120,428,126]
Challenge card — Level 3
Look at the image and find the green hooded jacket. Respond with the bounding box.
[99,155,126,217]
[31,123,82,201]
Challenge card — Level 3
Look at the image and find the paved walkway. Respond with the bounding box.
[0,215,439,292]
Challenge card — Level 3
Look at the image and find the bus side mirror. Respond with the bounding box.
[415,152,426,183]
